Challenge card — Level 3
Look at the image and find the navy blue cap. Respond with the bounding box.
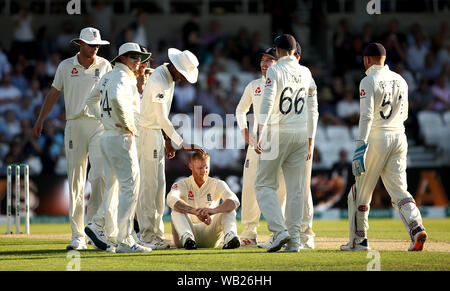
[274,34,296,50]
[261,47,277,60]
[363,43,386,57]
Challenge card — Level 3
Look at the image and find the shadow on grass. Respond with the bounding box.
[0,249,99,260]
[0,241,67,247]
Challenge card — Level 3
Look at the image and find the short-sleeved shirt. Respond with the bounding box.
[52,54,112,120]
[166,175,240,224]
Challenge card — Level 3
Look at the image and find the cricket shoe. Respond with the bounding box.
[181,233,197,250]
[300,235,315,249]
[147,237,171,250]
[106,244,116,253]
[408,227,427,251]
[240,238,258,248]
[223,231,240,249]
[267,230,291,253]
[340,238,370,251]
[116,243,152,253]
[283,240,300,253]
[298,242,315,250]
[66,237,87,251]
[85,223,108,250]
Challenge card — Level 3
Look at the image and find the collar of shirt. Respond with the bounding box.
[162,64,174,84]
[73,53,99,69]
[365,64,389,76]
[277,55,298,65]
[189,175,209,191]
[115,62,137,81]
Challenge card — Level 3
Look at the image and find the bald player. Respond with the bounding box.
[32,27,111,250]
[340,43,427,251]
[167,153,241,250]
[255,34,319,253]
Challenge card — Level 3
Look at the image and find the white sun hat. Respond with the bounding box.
[110,42,151,65]
[70,27,110,46]
[168,48,199,84]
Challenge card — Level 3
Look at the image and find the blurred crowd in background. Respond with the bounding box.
[0,0,449,180]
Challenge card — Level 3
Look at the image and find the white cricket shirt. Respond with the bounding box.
[357,65,409,142]
[258,56,318,138]
[235,76,266,134]
[166,176,240,224]
[86,63,140,136]
[52,53,112,120]
[139,64,183,146]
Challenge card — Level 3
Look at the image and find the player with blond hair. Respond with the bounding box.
[167,153,241,250]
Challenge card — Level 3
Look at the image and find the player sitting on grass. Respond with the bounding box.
[167,152,241,250]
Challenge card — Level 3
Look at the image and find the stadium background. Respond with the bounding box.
[0,0,449,224]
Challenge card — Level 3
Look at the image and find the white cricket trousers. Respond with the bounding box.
[241,147,315,242]
[241,148,286,240]
[64,117,105,240]
[100,130,140,246]
[347,130,424,244]
[172,210,238,248]
[136,127,166,243]
[255,129,309,242]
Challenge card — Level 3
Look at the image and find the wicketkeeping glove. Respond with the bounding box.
[352,140,369,177]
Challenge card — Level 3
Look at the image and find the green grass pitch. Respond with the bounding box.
[1,218,449,271]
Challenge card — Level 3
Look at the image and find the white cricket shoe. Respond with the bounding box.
[116,243,152,253]
[300,235,315,249]
[267,230,291,253]
[66,237,87,251]
[340,239,370,251]
[408,227,427,251]
[85,223,108,250]
[283,239,300,253]
[223,231,240,249]
[240,238,258,248]
[257,239,271,249]
[106,244,116,253]
[147,237,170,250]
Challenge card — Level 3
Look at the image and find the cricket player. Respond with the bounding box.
[167,152,241,250]
[236,47,287,247]
[340,43,427,251]
[137,48,205,250]
[136,45,153,94]
[294,41,316,250]
[86,42,152,253]
[255,34,319,253]
[32,27,111,250]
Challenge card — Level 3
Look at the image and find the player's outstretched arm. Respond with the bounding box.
[32,86,61,139]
